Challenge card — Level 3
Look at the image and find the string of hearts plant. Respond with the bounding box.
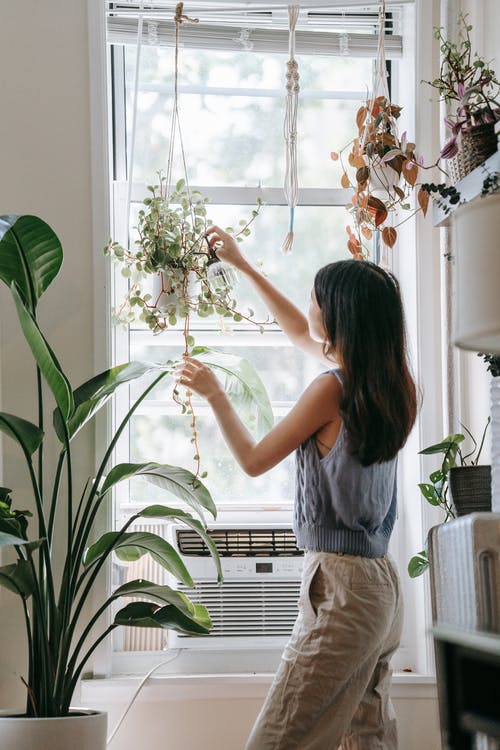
[332,95,441,258]
[104,173,272,481]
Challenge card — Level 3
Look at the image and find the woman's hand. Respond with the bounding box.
[205,225,251,272]
[175,355,225,402]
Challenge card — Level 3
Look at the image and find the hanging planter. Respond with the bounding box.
[331,1,435,259]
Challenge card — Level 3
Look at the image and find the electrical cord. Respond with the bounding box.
[106,649,181,745]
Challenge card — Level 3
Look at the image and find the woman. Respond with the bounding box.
[176,225,417,750]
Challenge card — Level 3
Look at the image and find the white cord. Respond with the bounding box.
[126,2,144,228]
[281,5,300,255]
[360,0,390,152]
[106,649,181,745]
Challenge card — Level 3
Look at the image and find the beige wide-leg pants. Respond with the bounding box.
[245,551,403,750]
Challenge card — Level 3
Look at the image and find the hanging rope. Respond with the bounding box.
[125,2,144,229]
[360,0,390,153]
[281,5,300,255]
[166,3,199,218]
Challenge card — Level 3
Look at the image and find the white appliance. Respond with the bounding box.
[166,523,304,650]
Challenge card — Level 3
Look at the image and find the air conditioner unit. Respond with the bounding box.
[166,523,304,650]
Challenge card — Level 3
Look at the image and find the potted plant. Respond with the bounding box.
[408,418,491,578]
[423,13,500,182]
[0,214,272,749]
[105,173,263,341]
[331,95,434,257]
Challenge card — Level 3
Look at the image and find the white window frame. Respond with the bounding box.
[87,0,444,681]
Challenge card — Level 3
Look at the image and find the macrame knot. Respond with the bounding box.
[174,2,199,26]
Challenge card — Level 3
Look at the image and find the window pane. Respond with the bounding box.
[128,413,295,507]
[124,46,372,187]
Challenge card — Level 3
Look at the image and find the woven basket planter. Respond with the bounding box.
[449,465,492,516]
[447,123,498,183]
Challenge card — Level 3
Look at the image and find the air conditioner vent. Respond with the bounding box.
[176,527,302,557]
[176,580,301,638]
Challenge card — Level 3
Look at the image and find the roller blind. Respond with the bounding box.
[106,1,407,57]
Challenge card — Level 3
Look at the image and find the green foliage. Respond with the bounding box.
[408,419,490,578]
[104,173,262,338]
[0,214,272,718]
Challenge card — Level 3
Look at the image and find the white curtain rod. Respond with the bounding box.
[106,1,412,13]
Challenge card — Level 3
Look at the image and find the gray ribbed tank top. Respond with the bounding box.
[293,370,398,558]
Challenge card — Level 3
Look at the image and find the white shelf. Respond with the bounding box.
[433,149,500,228]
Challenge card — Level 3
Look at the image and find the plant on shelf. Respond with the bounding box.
[408,418,491,578]
[423,14,500,177]
[0,214,272,721]
[331,95,435,257]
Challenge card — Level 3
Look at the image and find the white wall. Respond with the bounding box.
[0,0,95,709]
[3,0,498,746]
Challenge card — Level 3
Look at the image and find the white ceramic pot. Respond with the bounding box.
[368,158,400,196]
[451,193,500,353]
[152,268,198,313]
[0,708,107,750]
[491,376,500,513]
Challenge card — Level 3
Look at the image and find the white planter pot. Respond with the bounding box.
[368,158,400,196]
[152,269,198,313]
[0,708,107,750]
[492,376,500,513]
[451,193,500,353]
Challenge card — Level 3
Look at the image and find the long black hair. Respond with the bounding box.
[314,259,417,466]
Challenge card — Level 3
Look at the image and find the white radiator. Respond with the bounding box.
[429,513,500,632]
[429,513,500,750]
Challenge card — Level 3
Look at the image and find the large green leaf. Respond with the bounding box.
[0,532,43,550]
[0,412,44,455]
[84,530,194,587]
[0,560,36,598]
[137,505,222,582]
[114,600,211,635]
[12,284,74,421]
[101,463,216,520]
[114,579,201,613]
[53,361,168,443]
[191,346,274,436]
[0,215,63,311]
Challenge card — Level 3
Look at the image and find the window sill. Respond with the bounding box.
[81,671,437,705]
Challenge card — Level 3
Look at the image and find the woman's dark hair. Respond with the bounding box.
[314,259,417,466]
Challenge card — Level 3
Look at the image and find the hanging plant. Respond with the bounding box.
[104,173,271,480]
[332,95,436,258]
[104,173,263,340]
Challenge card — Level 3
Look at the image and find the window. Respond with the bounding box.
[105,2,421,674]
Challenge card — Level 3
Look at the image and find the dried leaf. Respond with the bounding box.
[394,185,406,201]
[382,226,398,248]
[356,106,367,130]
[341,172,351,189]
[367,196,388,227]
[402,160,418,186]
[330,151,339,161]
[418,186,430,217]
[352,155,367,169]
[361,225,373,240]
[356,166,370,185]
[348,237,362,258]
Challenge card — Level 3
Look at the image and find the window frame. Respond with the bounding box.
[87,0,443,679]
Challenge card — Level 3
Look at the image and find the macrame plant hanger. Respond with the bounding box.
[281,5,300,255]
[360,0,392,266]
[126,2,199,240]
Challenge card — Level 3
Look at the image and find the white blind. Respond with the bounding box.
[106,2,406,57]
